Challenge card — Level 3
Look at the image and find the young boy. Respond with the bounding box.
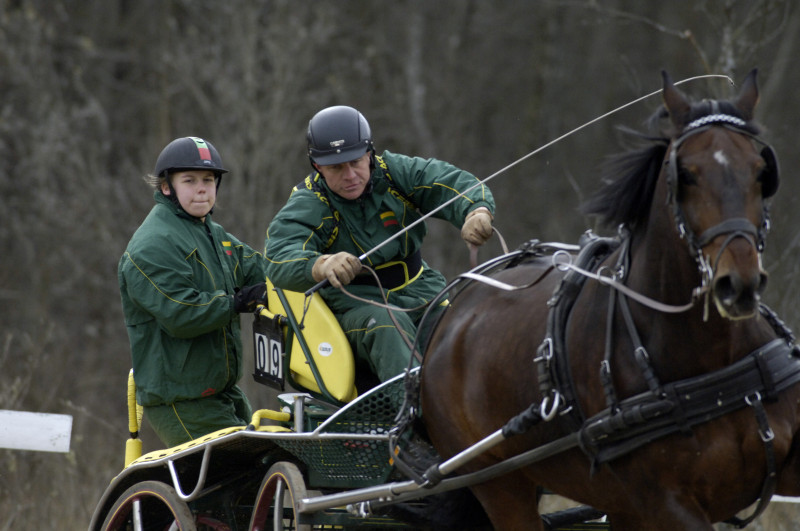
[118,136,267,447]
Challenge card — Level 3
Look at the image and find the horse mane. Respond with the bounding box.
[579,128,668,228]
[581,99,761,229]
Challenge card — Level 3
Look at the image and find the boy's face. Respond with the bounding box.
[162,170,217,220]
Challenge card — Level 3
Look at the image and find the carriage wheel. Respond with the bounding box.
[248,461,311,531]
[101,480,197,531]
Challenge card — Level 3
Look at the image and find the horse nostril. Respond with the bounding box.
[758,271,768,295]
[714,275,737,305]
[712,270,764,318]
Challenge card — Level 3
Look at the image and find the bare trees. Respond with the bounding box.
[1,1,798,526]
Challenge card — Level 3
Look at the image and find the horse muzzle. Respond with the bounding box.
[694,217,766,320]
[706,231,767,320]
[712,266,767,320]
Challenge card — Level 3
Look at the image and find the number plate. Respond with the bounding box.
[252,316,285,390]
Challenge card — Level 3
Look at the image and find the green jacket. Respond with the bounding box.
[119,192,267,406]
[264,151,494,313]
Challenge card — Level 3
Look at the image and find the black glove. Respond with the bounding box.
[233,283,267,313]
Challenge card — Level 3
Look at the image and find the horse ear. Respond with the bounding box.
[733,68,759,121]
[661,70,691,129]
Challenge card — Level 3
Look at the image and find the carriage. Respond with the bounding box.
[90,254,616,530]
[88,273,606,530]
[90,69,800,530]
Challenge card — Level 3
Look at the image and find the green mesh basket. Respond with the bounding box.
[273,372,409,488]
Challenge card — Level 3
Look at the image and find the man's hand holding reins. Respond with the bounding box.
[312,252,362,288]
[461,207,494,246]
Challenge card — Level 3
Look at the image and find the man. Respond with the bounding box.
[119,137,267,447]
[265,106,495,382]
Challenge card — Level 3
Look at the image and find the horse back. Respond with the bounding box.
[421,257,567,459]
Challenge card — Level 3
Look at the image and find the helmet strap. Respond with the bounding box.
[162,174,181,208]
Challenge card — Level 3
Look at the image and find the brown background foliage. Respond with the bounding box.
[1,1,799,528]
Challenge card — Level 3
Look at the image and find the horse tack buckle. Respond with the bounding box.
[534,337,554,367]
[745,391,775,442]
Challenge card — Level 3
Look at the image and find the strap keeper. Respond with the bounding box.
[754,350,778,401]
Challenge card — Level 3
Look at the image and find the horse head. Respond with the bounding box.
[661,69,779,319]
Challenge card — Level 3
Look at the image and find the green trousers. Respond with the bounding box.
[338,302,445,382]
[339,305,416,382]
[143,385,252,447]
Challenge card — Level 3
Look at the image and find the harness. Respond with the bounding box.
[533,108,788,524]
[299,155,423,290]
[532,235,800,527]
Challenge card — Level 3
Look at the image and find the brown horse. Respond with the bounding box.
[420,70,800,530]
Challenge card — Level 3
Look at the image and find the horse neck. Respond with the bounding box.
[627,179,701,308]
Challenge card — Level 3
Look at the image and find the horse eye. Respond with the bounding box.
[677,165,697,186]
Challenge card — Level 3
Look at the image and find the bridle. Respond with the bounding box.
[664,112,779,294]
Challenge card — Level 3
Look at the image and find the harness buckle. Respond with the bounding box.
[696,253,713,289]
[600,359,612,378]
[745,392,775,442]
[534,337,554,366]
[744,391,761,406]
[677,222,688,240]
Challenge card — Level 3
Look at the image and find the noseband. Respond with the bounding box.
[665,113,778,290]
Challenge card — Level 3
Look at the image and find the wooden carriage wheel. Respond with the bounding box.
[248,461,311,531]
[101,479,197,531]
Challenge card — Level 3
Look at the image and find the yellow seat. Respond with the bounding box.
[261,279,357,403]
[123,370,292,468]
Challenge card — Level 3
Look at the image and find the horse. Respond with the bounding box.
[419,69,800,530]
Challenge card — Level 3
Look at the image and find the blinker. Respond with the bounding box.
[759,145,779,198]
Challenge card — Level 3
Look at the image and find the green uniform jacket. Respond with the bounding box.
[119,192,267,407]
[264,150,495,312]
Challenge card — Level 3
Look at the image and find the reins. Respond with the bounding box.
[553,254,707,314]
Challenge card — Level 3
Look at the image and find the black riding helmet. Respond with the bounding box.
[154,137,227,216]
[155,136,228,183]
[307,106,374,166]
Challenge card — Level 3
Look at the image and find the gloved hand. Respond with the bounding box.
[312,252,362,288]
[233,283,267,313]
[461,207,494,246]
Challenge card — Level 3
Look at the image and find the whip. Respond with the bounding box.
[306,73,734,296]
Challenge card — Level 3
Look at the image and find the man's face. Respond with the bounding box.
[162,170,217,220]
[315,153,371,200]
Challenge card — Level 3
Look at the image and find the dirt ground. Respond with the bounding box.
[539,494,800,530]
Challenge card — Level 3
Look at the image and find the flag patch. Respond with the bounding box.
[222,241,233,255]
[381,211,398,227]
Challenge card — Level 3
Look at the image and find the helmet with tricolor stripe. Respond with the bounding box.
[154,136,228,179]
